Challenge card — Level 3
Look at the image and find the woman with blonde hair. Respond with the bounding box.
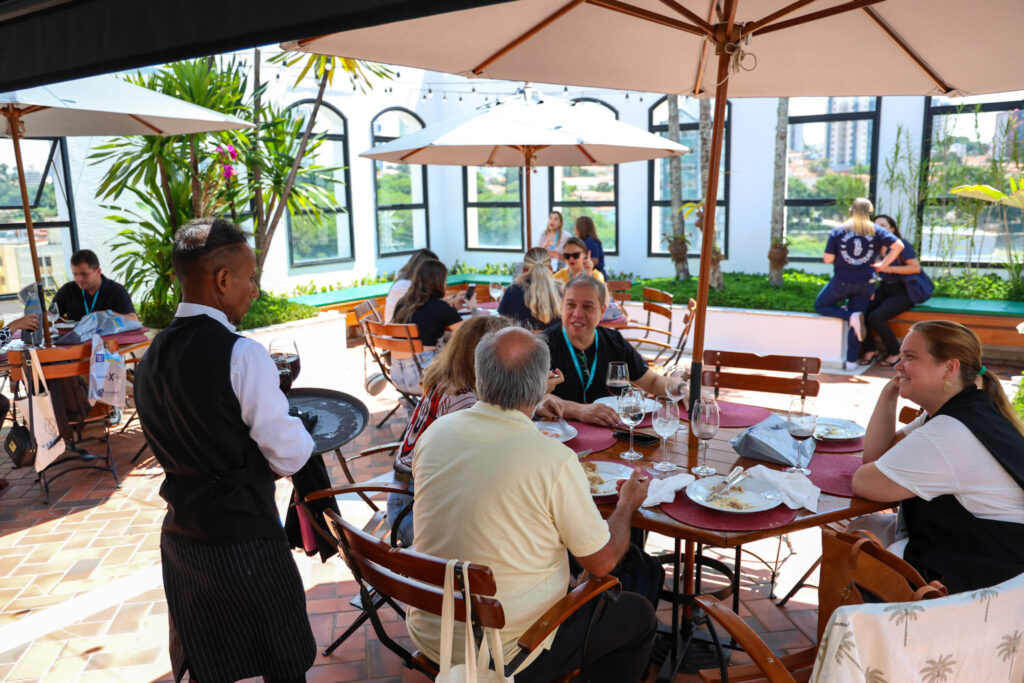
[388,315,516,546]
[498,247,563,330]
[852,320,1024,592]
[814,197,904,369]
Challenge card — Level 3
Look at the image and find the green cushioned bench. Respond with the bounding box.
[889,297,1024,352]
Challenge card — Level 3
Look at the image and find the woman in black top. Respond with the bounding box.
[859,214,924,367]
[390,259,472,394]
[498,247,562,330]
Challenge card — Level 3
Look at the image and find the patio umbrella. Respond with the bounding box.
[360,86,688,246]
[0,74,251,344]
[285,0,1024,409]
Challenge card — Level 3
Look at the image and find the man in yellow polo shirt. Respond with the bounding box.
[408,326,656,682]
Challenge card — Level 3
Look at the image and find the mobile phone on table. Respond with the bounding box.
[465,283,477,300]
[613,430,659,446]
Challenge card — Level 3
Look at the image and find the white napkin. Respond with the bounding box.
[745,465,820,512]
[642,472,695,508]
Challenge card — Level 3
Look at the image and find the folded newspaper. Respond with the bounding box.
[729,414,815,468]
[54,311,142,345]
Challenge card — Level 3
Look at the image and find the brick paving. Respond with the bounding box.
[0,340,1019,682]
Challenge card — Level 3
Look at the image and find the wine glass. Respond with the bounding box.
[664,366,688,448]
[274,355,293,395]
[617,387,645,461]
[786,397,817,475]
[652,396,680,472]
[691,396,720,477]
[606,361,630,394]
[269,338,301,384]
[488,281,504,302]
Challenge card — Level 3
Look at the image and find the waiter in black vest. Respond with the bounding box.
[134,218,316,683]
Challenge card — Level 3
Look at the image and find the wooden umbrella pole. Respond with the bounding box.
[5,105,51,346]
[524,148,534,249]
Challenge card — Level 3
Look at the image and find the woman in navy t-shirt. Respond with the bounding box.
[815,198,904,369]
[859,214,924,366]
[574,215,606,278]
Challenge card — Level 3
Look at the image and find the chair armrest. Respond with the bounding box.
[694,596,797,683]
[618,324,670,337]
[630,338,675,351]
[305,483,409,503]
[699,649,816,683]
[347,441,401,463]
[517,575,619,652]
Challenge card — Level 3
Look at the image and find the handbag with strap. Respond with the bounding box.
[4,381,34,467]
[436,559,513,683]
[897,254,934,304]
[14,348,67,472]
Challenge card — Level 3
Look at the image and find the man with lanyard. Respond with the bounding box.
[133,218,316,683]
[52,249,137,321]
[540,275,679,427]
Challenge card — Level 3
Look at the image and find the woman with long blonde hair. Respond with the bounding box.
[852,320,1024,592]
[814,197,904,369]
[498,247,564,330]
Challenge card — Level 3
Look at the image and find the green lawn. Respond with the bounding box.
[630,270,830,313]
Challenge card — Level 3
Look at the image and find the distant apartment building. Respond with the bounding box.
[993,109,1024,159]
[826,97,873,169]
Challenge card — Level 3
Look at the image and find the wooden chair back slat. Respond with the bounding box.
[643,301,672,321]
[702,350,821,374]
[701,370,820,398]
[606,280,632,304]
[367,335,425,354]
[642,286,673,306]
[355,299,383,324]
[364,320,424,355]
[899,406,923,425]
[327,509,505,629]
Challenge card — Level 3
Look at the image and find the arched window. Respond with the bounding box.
[371,108,429,256]
[785,97,881,260]
[285,101,353,266]
[549,98,619,253]
[647,97,730,258]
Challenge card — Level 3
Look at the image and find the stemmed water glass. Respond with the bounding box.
[652,396,680,472]
[617,387,645,461]
[488,281,504,302]
[786,397,817,476]
[691,396,720,477]
[664,366,688,447]
[606,361,630,393]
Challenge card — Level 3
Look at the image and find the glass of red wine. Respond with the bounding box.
[274,355,293,394]
[270,338,301,392]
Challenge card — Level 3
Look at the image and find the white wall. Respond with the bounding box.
[57,60,945,300]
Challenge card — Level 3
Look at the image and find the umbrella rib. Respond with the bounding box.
[862,6,954,94]
[656,0,714,35]
[742,0,823,37]
[19,105,49,116]
[128,114,166,135]
[754,0,884,35]
[575,145,597,163]
[472,0,585,76]
[692,1,717,96]
[399,147,427,162]
[486,146,500,165]
[585,0,707,38]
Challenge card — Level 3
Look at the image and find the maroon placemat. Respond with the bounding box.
[807,452,861,497]
[479,301,499,310]
[680,400,772,428]
[814,436,864,453]
[660,490,799,531]
[105,331,149,346]
[565,421,617,452]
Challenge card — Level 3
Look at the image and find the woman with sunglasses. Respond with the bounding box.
[553,237,605,284]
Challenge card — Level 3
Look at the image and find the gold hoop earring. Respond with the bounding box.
[943,380,952,393]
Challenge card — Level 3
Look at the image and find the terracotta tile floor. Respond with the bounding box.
[0,342,1019,682]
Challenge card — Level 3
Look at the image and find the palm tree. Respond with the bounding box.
[919,653,956,683]
[834,630,861,670]
[768,97,789,286]
[885,603,924,647]
[864,667,888,683]
[665,95,690,280]
[997,630,1022,675]
[972,587,999,622]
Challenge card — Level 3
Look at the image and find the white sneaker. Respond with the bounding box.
[849,311,866,341]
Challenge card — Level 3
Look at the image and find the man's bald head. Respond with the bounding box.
[475,326,550,411]
[172,218,251,286]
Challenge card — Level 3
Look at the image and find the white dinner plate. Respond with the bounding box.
[535,421,578,442]
[814,417,866,441]
[594,395,659,414]
[686,475,783,514]
[582,461,634,497]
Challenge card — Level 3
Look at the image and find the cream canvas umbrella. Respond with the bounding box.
[285,0,1024,412]
[362,87,688,245]
[0,74,251,344]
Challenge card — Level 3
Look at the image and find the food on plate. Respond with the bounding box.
[582,461,605,493]
[539,428,560,439]
[709,495,754,511]
[817,424,852,438]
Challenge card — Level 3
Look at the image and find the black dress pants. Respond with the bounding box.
[862,282,914,357]
[515,591,657,683]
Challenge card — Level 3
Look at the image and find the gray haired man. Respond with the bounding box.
[407,326,657,682]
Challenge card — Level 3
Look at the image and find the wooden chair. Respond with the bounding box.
[9,340,121,502]
[313,487,620,680]
[362,319,424,428]
[620,287,677,365]
[354,299,383,324]
[696,528,947,683]
[606,279,633,305]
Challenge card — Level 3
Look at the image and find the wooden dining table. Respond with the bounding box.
[574,414,889,681]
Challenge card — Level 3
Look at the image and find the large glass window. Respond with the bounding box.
[550,99,618,253]
[464,166,522,251]
[919,92,1024,265]
[372,108,429,256]
[648,97,729,257]
[0,138,77,297]
[285,101,353,266]
[785,97,880,259]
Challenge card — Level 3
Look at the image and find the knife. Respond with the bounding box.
[575,449,593,459]
[707,466,745,501]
